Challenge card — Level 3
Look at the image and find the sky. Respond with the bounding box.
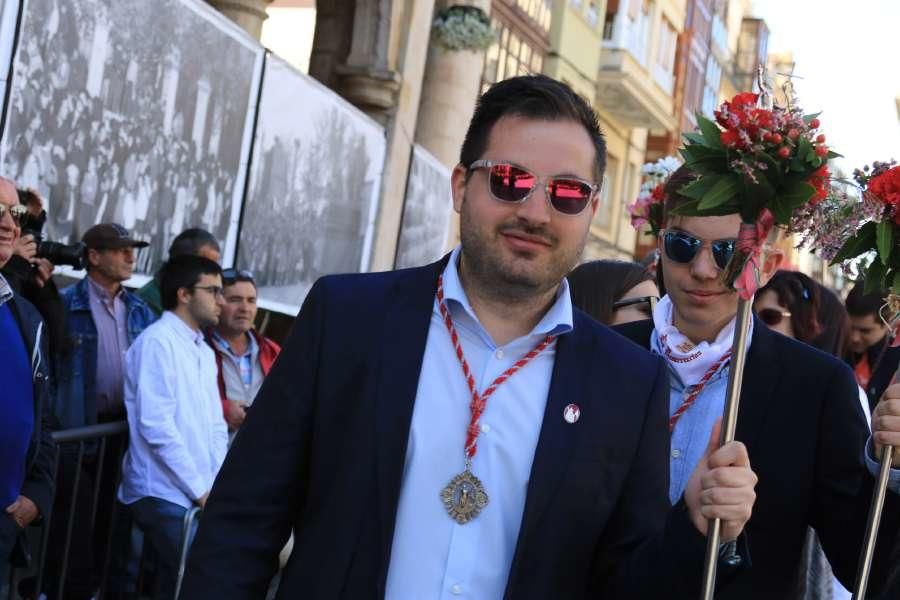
[751,0,900,176]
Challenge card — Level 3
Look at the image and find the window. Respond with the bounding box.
[587,3,600,27]
[593,155,620,230]
[656,19,676,74]
[481,16,546,91]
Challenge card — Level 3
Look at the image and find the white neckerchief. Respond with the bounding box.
[651,295,751,387]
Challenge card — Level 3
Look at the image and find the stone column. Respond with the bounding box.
[366,0,437,270]
[415,1,490,167]
[205,0,273,40]
[415,1,491,250]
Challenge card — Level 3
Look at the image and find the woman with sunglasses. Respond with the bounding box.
[567,259,659,326]
[753,270,822,343]
[615,164,900,598]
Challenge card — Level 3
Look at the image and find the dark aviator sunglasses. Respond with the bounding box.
[662,230,737,271]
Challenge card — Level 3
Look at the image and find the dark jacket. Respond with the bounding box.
[182,258,742,599]
[852,336,900,412]
[8,293,56,564]
[1,254,67,359]
[615,318,900,599]
[54,277,156,428]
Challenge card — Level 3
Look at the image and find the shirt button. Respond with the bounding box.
[495,349,504,359]
[481,423,491,434]
[671,449,681,458]
[451,584,463,595]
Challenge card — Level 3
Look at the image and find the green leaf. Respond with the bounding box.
[698,176,739,211]
[803,112,822,124]
[877,220,894,264]
[671,198,741,217]
[865,259,887,294]
[826,150,843,159]
[779,180,816,211]
[893,270,900,295]
[678,175,722,200]
[697,115,724,150]
[754,151,784,188]
[831,221,877,264]
[682,132,706,146]
[798,137,813,162]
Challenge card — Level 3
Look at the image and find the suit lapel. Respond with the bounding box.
[507,317,588,578]
[735,318,781,451]
[373,257,449,589]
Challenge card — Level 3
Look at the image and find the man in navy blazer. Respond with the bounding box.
[181,75,757,599]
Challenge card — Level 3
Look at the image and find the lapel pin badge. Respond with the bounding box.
[563,404,580,424]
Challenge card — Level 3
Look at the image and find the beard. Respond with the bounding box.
[458,195,587,304]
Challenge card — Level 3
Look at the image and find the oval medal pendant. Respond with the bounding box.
[440,469,489,524]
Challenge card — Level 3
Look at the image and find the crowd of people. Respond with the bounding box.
[0,194,279,598]
[1,73,899,600]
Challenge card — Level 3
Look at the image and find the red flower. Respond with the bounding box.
[807,165,830,205]
[732,92,758,108]
[720,129,742,148]
[650,184,666,202]
[868,166,900,224]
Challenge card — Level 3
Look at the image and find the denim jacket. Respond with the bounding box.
[54,277,157,429]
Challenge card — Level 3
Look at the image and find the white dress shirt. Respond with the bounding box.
[384,247,574,599]
[118,311,228,508]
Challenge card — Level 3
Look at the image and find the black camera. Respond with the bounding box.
[16,189,85,270]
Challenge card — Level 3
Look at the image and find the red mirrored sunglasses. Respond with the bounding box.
[468,160,599,216]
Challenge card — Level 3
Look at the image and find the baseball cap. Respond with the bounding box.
[82,223,150,250]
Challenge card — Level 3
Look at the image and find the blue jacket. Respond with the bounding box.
[7,293,55,521]
[54,277,156,429]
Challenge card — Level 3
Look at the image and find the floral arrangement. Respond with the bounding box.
[673,86,840,298]
[431,6,495,52]
[627,156,681,236]
[794,159,900,340]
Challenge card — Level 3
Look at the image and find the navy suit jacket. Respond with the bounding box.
[615,318,900,599]
[182,258,725,599]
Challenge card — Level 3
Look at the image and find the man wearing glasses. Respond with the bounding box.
[615,165,900,597]
[182,75,756,598]
[118,255,228,600]
[205,268,281,439]
[0,177,54,596]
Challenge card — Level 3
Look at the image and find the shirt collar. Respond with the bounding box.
[0,273,13,307]
[211,328,257,358]
[440,246,574,342]
[87,274,124,304]
[161,311,205,346]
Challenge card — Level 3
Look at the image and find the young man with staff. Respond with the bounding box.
[617,162,900,597]
[180,75,758,599]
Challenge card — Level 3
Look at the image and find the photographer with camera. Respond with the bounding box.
[30,223,156,600]
[0,189,69,361]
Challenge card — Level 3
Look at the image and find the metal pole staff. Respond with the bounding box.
[699,295,754,600]
[852,367,899,599]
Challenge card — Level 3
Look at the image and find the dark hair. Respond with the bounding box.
[567,260,654,325]
[845,279,888,318]
[811,283,851,359]
[460,74,607,181]
[159,255,222,311]
[662,164,699,223]
[757,270,822,344]
[168,228,220,259]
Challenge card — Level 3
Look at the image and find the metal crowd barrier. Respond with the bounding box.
[5,421,199,600]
